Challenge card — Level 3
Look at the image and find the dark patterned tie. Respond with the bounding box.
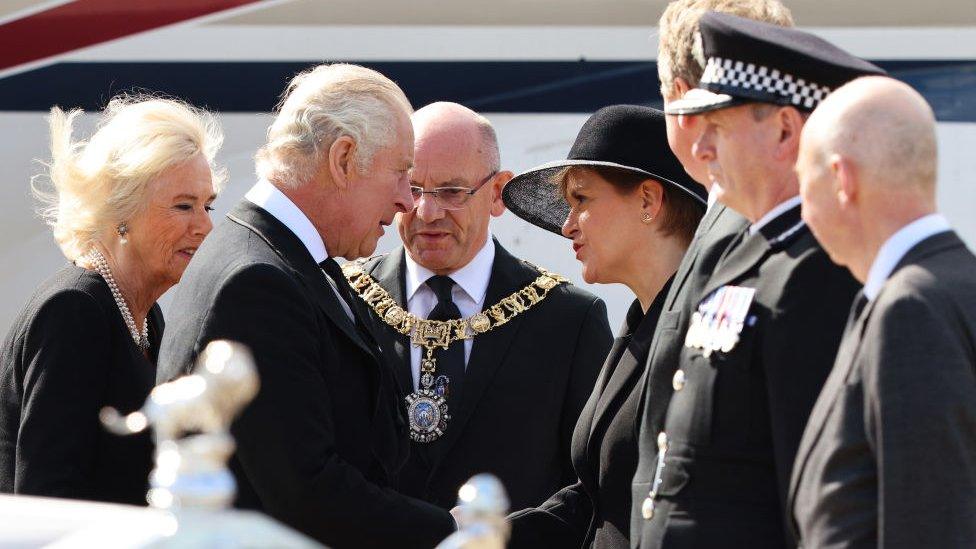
[425,275,465,411]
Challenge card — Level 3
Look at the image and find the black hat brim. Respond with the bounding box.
[503,159,707,237]
[663,88,747,115]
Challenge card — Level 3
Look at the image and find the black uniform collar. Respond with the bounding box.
[754,200,805,247]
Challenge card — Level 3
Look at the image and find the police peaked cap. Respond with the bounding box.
[665,12,887,115]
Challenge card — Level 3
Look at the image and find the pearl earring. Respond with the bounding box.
[117,222,129,245]
[641,212,653,224]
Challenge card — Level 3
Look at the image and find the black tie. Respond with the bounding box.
[425,275,465,410]
[319,258,381,348]
[320,258,358,313]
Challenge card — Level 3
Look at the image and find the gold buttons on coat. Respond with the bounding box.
[672,369,686,391]
[657,431,668,451]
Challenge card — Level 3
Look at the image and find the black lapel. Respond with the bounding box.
[366,248,414,395]
[571,336,624,488]
[587,293,661,449]
[699,227,771,301]
[225,201,379,361]
[665,203,727,310]
[432,240,536,464]
[698,203,806,300]
[787,295,878,517]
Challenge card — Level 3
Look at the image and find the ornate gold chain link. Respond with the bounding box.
[341,260,570,350]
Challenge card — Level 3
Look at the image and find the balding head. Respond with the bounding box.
[798,76,939,282]
[412,102,500,175]
[399,102,511,274]
[805,76,938,195]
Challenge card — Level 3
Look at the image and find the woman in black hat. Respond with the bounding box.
[504,105,706,548]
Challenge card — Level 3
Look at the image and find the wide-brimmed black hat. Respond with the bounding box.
[665,12,886,115]
[503,105,707,236]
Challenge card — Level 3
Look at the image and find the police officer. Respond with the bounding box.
[633,13,884,548]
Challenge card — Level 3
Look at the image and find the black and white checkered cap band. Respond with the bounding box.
[701,56,832,110]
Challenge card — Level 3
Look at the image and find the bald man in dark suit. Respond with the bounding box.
[790,76,976,548]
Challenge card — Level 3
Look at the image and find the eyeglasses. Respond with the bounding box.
[410,172,497,211]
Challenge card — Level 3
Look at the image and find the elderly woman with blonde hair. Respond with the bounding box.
[0,95,224,505]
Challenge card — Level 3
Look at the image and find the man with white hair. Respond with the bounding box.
[789,76,976,548]
[158,64,455,548]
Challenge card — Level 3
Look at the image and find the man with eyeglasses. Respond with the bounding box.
[351,101,612,512]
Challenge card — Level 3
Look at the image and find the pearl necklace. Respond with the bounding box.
[87,249,149,350]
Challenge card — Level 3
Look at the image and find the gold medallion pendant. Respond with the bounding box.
[342,259,569,443]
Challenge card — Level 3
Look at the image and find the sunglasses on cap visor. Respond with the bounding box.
[410,171,497,210]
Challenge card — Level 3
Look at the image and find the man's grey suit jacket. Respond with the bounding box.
[790,230,976,548]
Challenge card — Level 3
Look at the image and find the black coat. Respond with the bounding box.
[790,231,976,548]
[631,203,747,541]
[360,244,612,511]
[509,284,670,549]
[0,264,163,505]
[157,201,454,548]
[634,204,859,549]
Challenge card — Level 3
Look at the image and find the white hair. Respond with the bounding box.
[255,63,413,188]
[33,95,225,261]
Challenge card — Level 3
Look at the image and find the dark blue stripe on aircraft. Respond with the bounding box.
[0,60,972,121]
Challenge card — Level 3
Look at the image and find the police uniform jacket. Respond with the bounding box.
[360,242,611,511]
[789,230,976,548]
[157,200,454,548]
[630,202,747,542]
[636,203,859,549]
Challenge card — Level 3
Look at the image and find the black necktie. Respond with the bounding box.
[425,275,465,411]
[320,258,380,348]
[320,258,358,313]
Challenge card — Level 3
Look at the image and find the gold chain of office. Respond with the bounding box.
[341,260,570,351]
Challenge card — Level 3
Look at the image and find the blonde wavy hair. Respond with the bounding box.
[33,95,225,261]
[657,0,794,98]
[255,63,413,189]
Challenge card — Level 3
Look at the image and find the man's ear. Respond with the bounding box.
[831,153,858,209]
[328,136,358,189]
[774,107,806,163]
[489,171,513,217]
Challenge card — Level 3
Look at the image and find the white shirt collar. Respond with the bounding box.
[749,195,803,236]
[707,187,719,210]
[863,213,951,301]
[405,234,496,303]
[245,179,329,263]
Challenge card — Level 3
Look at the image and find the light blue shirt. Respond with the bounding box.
[863,213,951,301]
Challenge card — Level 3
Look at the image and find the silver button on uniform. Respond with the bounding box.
[643,432,670,520]
[672,369,686,391]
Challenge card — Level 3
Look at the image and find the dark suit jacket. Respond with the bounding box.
[157,201,454,548]
[789,230,976,548]
[0,264,163,505]
[509,284,670,549]
[631,203,748,543]
[636,204,860,549]
[360,243,611,511]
